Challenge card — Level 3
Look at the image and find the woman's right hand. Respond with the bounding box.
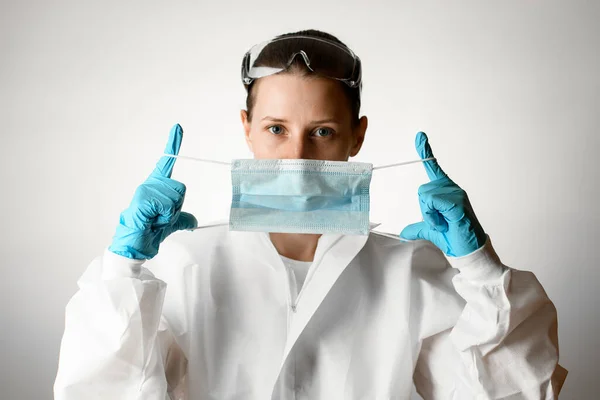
[108,124,198,260]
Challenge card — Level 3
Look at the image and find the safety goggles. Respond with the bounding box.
[241,35,362,93]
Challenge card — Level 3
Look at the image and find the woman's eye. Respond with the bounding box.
[268,125,284,135]
[314,127,333,137]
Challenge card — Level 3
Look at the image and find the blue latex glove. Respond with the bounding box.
[400,132,486,257]
[109,124,198,260]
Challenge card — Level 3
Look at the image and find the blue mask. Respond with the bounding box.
[229,159,373,235]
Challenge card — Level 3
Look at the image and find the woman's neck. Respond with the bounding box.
[269,232,321,262]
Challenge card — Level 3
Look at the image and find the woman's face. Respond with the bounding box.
[241,73,368,161]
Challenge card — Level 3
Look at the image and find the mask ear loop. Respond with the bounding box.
[160,154,231,231]
[373,157,435,170]
[371,157,436,239]
[161,154,231,165]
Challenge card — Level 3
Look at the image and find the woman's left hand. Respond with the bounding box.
[399,132,487,257]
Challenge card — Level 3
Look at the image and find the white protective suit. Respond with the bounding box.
[54,224,567,399]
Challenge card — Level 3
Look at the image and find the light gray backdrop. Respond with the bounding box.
[1,0,598,399]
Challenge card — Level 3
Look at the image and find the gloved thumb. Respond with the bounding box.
[399,221,430,241]
[171,212,198,233]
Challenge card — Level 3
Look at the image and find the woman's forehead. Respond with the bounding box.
[252,74,351,120]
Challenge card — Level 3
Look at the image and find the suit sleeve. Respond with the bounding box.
[54,249,187,400]
[413,238,568,399]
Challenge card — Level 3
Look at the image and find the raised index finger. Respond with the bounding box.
[153,124,183,178]
[415,131,447,181]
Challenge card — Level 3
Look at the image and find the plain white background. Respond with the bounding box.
[1,0,598,398]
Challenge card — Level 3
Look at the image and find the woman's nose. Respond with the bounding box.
[282,136,312,160]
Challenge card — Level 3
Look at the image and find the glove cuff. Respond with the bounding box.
[446,235,507,280]
[102,248,146,279]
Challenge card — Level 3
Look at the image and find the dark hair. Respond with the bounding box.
[244,29,361,127]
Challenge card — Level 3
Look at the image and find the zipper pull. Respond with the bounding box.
[291,304,297,312]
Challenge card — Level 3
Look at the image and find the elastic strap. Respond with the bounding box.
[372,157,436,170]
[161,154,231,165]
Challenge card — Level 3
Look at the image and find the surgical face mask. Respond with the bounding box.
[230,159,373,235]
[163,155,434,235]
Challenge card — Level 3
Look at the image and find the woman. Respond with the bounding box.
[54,30,567,399]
